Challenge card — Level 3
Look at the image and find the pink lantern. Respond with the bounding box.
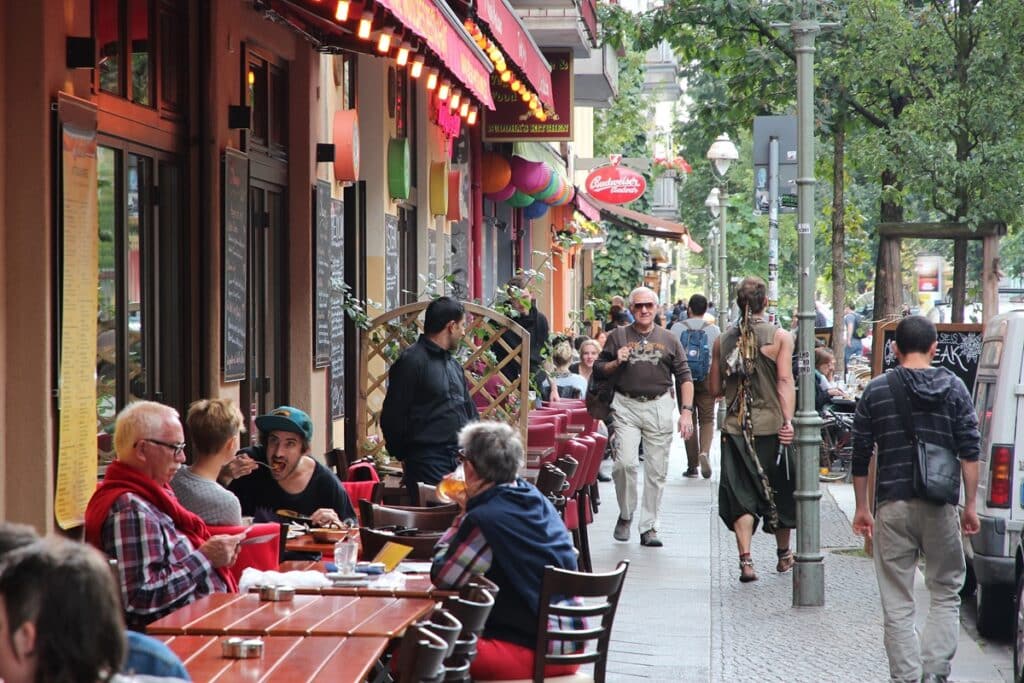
[510,155,551,195]
[485,182,516,203]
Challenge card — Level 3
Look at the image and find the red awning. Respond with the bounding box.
[581,192,703,253]
[474,0,554,110]
[574,192,601,222]
[377,0,495,109]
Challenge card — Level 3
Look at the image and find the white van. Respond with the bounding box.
[964,309,1024,638]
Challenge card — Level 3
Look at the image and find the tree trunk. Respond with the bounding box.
[873,168,903,322]
[951,239,967,322]
[831,121,847,376]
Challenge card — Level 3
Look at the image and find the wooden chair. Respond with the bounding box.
[424,607,463,659]
[359,526,443,561]
[359,500,459,531]
[506,560,631,683]
[417,482,443,506]
[440,584,496,680]
[395,623,450,683]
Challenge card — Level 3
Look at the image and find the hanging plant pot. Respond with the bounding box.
[387,138,411,200]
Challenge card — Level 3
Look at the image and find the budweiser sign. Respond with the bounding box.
[584,165,647,204]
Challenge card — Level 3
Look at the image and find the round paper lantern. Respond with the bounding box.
[551,184,576,207]
[531,173,562,202]
[523,201,549,220]
[544,182,571,206]
[481,152,512,194]
[506,190,535,208]
[387,138,411,200]
[429,161,449,216]
[510,155,551,194]
[485,182,516,203]
[446,169,463,221]
[332,109,360,182]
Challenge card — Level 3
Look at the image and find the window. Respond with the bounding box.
[974,381,995,443]
[246,52,289,159]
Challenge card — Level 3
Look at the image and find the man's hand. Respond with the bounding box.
[310,508,344,529]
[616,345,631,364]
[852,508,874,540]
[199,533,245,568]
[677,411,693,438]
[778,422,794,445]
[219,454,259,485]
[961,503,980,536]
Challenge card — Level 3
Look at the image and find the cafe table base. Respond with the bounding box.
[159,634,389,683]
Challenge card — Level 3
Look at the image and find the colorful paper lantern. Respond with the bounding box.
[532,173,563,202]
[481,152,512,194]
[523,201,549,220]
[510,155,551,194]
[506,189,535,208]
[551,184,576,207]
[429,161,449,216]
[484,182,516,203]
[387,137,411,200]
[544,182,571,206]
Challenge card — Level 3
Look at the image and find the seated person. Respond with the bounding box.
[431,421,579,681]
[814,348,846,413]
[550,339,588,400]
[171,398,244,525]
[85,401,243,630]
[0,536,189,683]
[224,406,355,527]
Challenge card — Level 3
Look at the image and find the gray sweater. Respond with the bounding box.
[170,466,243,526]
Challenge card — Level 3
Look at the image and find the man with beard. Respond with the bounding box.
[225,405,355,526]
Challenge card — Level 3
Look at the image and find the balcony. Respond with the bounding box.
[644,41,682,102]
[574,43,619,108]
[513,0,594,58]
[649,175,679,220]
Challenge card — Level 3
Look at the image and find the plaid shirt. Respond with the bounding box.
[100,493,226,630]
[430,513,493,588]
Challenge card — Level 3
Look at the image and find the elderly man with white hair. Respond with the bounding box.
[594,286,694,547]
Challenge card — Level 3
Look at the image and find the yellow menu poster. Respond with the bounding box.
[55,94,99,529]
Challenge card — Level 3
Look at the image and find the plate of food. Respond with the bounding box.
[310,528,351,543]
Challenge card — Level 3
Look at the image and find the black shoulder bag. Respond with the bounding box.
[885,371,961,505]
[586,328,623,421]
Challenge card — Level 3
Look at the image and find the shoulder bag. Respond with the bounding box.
[585,328,624,421]
[885,371,961,505]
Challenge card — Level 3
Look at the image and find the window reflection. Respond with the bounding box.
[97,146,119,447]
[97,0,121,96]
[127,154,148,402]
[129,0,152,105]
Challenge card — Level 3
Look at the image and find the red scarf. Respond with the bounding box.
[85,460,238,591]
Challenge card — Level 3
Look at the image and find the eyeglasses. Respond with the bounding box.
[138,438,187,456]
[632,302,656,310]
[456,447,470,464]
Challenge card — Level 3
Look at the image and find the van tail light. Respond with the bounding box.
[987,445,1014,508]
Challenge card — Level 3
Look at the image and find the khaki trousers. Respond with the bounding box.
[683,379,717,469]
[610,392,675,534]
[873,499,964,682]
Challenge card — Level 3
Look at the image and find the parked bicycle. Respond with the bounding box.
[819,402,854,483]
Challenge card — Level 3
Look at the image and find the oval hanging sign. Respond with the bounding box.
[584,165,647,204]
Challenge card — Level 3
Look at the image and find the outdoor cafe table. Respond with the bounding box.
[146,592,434,639]
[273,560,456,599]
[158,634,388,683]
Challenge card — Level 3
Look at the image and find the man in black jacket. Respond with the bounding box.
[381,296,478,503]
[851,316,980,683]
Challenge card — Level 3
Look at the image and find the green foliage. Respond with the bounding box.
[590,223,648,303]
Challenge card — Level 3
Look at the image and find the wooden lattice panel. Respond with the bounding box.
[358,302,531,463]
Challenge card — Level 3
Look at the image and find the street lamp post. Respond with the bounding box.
[707,225,719,305]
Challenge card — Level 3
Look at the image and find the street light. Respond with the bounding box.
[707,224,719,303]
[706,133,737,431]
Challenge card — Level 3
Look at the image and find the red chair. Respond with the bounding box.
[564,406,593,433]
[209,522,281,583]
[559,439,595,571]
[526,422,557,469]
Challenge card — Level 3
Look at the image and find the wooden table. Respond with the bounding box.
[159,634,388,683]
[285,534,337,556]
[274,561,455,600]
[147,592,434,639]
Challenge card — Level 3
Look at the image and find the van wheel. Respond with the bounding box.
[977,582,1014,639]
[1015,573,1024,682]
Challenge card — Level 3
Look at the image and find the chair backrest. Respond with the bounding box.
[577,433,606,489]
[532,560,630,683]
[552,455,579,483]
[534,464,567,500]
[424,607,463,659]
[561,440,591,499]
[526,422,556,448]
[417,482,442,506]
[464,574,500,599]
[359,501,459,531]
[396,623,450,683]
[565,406,592,432]
[342,481,384,519]
[359,526,443,561]
[442,584,496,638]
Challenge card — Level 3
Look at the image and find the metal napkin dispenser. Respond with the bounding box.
[258,584,295,602]
[221,637,264,659]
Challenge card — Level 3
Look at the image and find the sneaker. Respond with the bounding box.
[683,467,699,478]
[597,471,612,482]
[699,453,712,479]
[613,518,631,542]
[639,530,663,547]
[921,675,947,683]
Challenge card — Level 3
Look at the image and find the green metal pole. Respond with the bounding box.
[716,188,728,428]
[792,4,825,607]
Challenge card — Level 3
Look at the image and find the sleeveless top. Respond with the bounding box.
[719,318,785,436]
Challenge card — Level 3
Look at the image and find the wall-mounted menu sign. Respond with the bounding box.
[329,198,346,420]
[872,321,984,391]
[222,149,248,382]
[313,180,331,368]
[384,214,399,311]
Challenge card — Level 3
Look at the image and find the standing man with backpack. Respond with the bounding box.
[671,294,720,478]
[843,301,863,368]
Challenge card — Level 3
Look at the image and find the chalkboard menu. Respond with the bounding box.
[384,214,399,311]
[872,322,984,390]
[313,180,331,368]
[329,198,345,419]
[222,149,248,382]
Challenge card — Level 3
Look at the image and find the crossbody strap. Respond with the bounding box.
[885,371,918,446]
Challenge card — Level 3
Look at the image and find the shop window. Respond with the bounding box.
[246,52,289,159]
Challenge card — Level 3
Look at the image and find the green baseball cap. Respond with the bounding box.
[255,405,313,442]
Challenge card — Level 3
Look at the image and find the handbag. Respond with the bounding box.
[885,371,961,505]
[585,328,624,421]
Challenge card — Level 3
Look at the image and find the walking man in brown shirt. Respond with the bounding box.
[595,286,694,547]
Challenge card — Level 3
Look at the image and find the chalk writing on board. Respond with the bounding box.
[329,198,345,420]
[384,214,399,311]
[314,181,331,367]
[876,323,983,391]
[222,149,248,382]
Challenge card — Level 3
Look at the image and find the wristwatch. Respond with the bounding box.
[680,405,694,412]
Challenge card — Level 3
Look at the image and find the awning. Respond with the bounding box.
[580,192,703,253]
[573,192,601,222]
[474,0,554,110]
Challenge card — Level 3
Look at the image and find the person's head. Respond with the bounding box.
[607,303,622,320]
[186,398,244,462]
[815,348,836,375]
[424,296,467,351]
[735,276,768,317]
[894,315,937,358]
[845,300,855,313]
[595,330,608,348]
[458,421,522,486]
[506,276,532,314]
[255,406,314,480]
[610,295,626,310]
[628,287,658,328]
[579,339,600,369]
[551,340,574,370]
[114,401,185,487]
[0,539,125,683]
[687,294,709,317]
[0,522,38,557]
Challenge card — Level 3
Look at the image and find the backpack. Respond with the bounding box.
[679,322,711,382]
[852,312,866,340]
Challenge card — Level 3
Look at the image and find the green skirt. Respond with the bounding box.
[718,432,797,533]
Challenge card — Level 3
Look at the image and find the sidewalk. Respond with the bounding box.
[585,430,1009,682]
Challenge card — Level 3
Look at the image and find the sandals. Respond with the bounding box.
[776,547,795,573]
[739,553,758,583]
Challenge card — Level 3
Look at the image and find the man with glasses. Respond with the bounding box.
[85,401,243,629]
[595,287,695,547]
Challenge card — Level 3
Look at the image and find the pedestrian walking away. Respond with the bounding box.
[594,286,694,548]
[851,315,980,683]
[670,293,720,479]
[709,276,796,583]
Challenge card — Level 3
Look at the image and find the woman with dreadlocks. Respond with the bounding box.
[709,276,796,582]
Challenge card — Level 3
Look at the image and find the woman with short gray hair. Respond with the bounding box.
[431,421,579,680]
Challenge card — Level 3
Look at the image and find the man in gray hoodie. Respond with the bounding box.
[851,315,980,683]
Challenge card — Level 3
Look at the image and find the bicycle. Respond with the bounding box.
[819,404,854,483]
